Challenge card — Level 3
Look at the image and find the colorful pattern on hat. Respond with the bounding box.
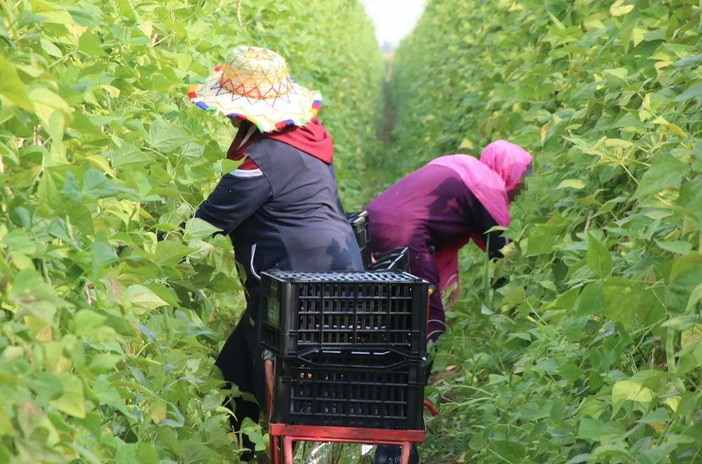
[188,46,322,133]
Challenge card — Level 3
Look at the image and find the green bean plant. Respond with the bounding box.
[0,1,383,462]
[388,0,702,462]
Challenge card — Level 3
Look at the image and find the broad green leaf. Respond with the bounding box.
[56,201,95,236]
[681,324,702,348]
[69,110,101,135]
[587,233,612,278]
[501,285,526,308]
[0,408,16,437]
[78,31,107,57]
[40,37,63,58]
[603,138,635,148]
[673,54,702,68]
[675,82,702,102]
[677,178,702,223]
[558,362,584,381]
[85,154,116,178]
[631,27,646,47]
[663,397,680,413]
[526,227,557,255]
[9,269,68,321]
[89,353,124,371]
[693,143,702,172]
[602,278,664,325]
[144,283,180,307]
[676,339,702,376]
[639,407,670,425]
[653,116,688,138]
[575,282,605,316]
[578,417,603,441]
[667,254,702,312]
[603,67,628,81]
[27,87,71,125]
[655,240,693,255]
[117,0,143,21]
[154,241,194,266]
[180,141,205,159]
[633,153,689,199]
[93,376,129,415]
[82,168,118,199]
[127,284,168,313]
[222,158,242,173]
[71,309,107,334]
[149,400,168,424]
[60,171,82,202]
[610,1,634,16]
[686,284,702,312]
[565,455,592,464]
[611,112,645,131]
[110,143,153,167]
[557,179,586,190]
[16,399,61,446]
[136,443,159,464]
[184,217,222,238]
[0,229,37,255]
[491,440,527,462]
[612,380,653,404]
[31,372,64,402]
[92,241,119,270]
[50,374,86,418]
[0,14,13,48]
[10,207,31,228]
[146,120,196,152]
[662,315,702,331]
[0,55,34,110]
[116,443,140,464]
[30,5,75,25]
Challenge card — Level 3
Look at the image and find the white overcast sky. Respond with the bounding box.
[359,0,426,48]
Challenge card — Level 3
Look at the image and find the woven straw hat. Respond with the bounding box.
[188,46,322,132]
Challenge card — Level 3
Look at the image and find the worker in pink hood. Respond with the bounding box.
[366,140,533,341]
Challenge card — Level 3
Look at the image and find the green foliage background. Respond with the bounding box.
[0,0,382,462]
[3,0,702,463]
[387,0,702,462]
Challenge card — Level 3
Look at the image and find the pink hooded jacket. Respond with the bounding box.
[427,140,532,302]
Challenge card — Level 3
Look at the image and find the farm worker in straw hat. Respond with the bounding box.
[367,141,533,342]
[188,45,363,460]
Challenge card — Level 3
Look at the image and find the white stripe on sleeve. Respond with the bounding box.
[230,168,263,177]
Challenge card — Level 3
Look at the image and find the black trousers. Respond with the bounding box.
[215,287,267,456]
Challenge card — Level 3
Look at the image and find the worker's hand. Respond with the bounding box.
[155,221,187,242]
[428,284,438,297]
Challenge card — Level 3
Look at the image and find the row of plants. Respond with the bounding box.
[387,0,702,462]
[0,0,383,462]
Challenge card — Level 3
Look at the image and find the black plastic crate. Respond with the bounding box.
[369,247,409,272]
[260,270,428,357]
[346,211,372,268]
[272,349,426,429]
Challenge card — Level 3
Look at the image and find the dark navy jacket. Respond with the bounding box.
[195,137,363,400]
[195,138,363,313]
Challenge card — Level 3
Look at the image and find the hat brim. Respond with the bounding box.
[188,66,322,133]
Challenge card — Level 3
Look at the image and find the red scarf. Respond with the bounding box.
[227,118,334,164]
